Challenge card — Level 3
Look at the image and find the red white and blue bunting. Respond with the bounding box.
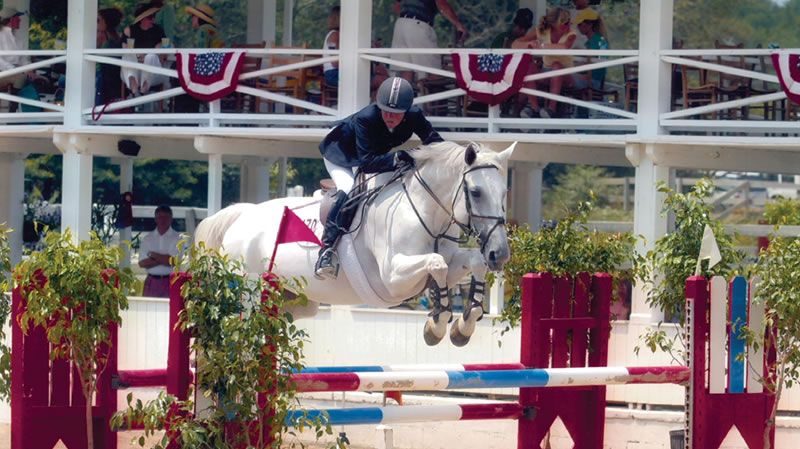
[771,51,800,105]
[452,52,532,106]
[176,51,246,101]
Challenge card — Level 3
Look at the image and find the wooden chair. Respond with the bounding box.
[418,54,459,116]
[623,63,638,112]
[255,43,310,114]
[231,41,266,112]
[680,61,717,118]
[713,40,750,119]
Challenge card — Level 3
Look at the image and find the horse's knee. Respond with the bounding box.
[426,254,448,286]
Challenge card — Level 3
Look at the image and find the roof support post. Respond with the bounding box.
[207,153,223,215]
[0,153,26,265]
[338,0,372,116]
[510,161,547,232]
[60,147,94,242]
[636,0,673,137]
[240,157,273,203]
[116,157,133,267]
[64,0,97,129]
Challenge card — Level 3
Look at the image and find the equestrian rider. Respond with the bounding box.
[315,76,444,280]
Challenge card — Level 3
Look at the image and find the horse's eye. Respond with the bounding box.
[470,188,481,198]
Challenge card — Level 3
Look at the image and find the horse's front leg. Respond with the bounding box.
[444,249,488,346]
[386,253,451,346]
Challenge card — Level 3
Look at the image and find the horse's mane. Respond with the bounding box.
[410,141,504,173]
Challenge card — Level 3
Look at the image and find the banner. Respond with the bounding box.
[771,51,800,105]
[176,51,246,101]
[452,52,532,106]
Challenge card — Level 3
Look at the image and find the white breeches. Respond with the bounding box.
[324,158,356,194]
[121,53,167,92]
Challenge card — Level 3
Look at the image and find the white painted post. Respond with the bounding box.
[282,0,294,46]
[375,425,394,449]
[209,100,221,127]
[488,105,500,133]
[278,157,288,197]
[338,0,372,116]
[0,153,26,266]
[240,157,272,203]
[636,0,673,137]
[207,154,223,215]
[247,0,277,46]
[64,0,97,129]
[61,149,94,241]
[488,273,504,316]
[511,162,546,231]
[118,158,133,267]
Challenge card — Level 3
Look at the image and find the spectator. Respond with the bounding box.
[491,8,533,49]
[0,7,29,95]
[516,7,577,119]
[185,4,224,48]
[573,8,609,91]
[570,0,591,48]
[96,8,124,106]
[322,6,340,87]
[121,3,167,97]
[138,205,181,298]
[390,0,468,82]
[152,0,177,47]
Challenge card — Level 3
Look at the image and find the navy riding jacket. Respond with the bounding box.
[319,104,444,173]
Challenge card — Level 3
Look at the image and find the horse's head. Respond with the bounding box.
[455,141,516,271]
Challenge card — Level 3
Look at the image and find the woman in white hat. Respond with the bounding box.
[185,4,224,48]
[120,3,167,97]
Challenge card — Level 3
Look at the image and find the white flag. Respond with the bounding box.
[695,224,722,275]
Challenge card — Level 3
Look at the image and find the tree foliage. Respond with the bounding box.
[763,197,800,226]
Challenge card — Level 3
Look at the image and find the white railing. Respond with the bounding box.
[660,48,800,133]
[83,47,339,128]
[0,49,66,125]
[360,47,639,133]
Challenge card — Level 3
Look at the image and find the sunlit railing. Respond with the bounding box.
[661,48,800,134]
[83,46,339,128]
[360,47,639,133]
[0,49,66,125]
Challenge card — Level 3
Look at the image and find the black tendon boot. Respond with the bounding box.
[314,191,348,280]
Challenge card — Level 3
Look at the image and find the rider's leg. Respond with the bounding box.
[315,159,356,280]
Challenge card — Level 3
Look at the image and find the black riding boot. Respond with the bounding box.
[314,191,348,280]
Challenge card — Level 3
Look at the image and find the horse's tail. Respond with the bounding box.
[195,203,257,249]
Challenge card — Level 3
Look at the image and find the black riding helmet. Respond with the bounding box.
[376,77,414,113]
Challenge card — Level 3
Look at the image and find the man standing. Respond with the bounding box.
[390,0,468,81]
[138,205,181,297]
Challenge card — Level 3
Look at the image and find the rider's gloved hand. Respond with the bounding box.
[394,150,415,168]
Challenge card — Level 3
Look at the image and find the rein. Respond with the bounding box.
[402,163,506,253]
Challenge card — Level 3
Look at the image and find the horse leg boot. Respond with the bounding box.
[314,191,348,280]
[444,249,488,347]
[424,280,452,346]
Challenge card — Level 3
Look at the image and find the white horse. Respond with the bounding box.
[195,141,515,346]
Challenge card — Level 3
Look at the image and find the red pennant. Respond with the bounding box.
[771,51,800,105]
[268,206,320,271]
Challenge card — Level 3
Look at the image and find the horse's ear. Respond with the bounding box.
[496,141,517,166]
[464,143,477,166]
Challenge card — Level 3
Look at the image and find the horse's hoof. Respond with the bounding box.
[423,318,445,346]
[450,318,471,347]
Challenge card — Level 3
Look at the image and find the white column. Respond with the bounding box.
[64,0,97,129]
[118,158,133,267]
[247,0,277,45]
[240,157,272,203]
[512,162,546,231]
[61,149,93,241]
[278,157,288,197]
[627,143,669,324]
[207,154,223,215]
[338,0,372,115]
[281,0,294,46]
[636,0,673,136]
[0,153,26,266]
[11,0,30,50]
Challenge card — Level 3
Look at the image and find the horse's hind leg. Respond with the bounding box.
[446,249,488,347]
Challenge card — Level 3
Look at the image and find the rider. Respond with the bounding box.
[314,76,444,280]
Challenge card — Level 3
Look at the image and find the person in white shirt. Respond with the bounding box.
[0,7,29,92]
[138,205,181,297]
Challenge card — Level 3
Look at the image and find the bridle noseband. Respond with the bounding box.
[402,163,506,253]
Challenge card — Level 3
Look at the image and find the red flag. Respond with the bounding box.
[383,391,403,406]
[176,51,246,101]
[452,52,532,106]
[268,206,321,271]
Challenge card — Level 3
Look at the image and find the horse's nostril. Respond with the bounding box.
[489,250,496,262]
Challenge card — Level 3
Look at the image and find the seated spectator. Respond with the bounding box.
[0,7,30,102]
[491,8,533,49]
[186,4,224,48]
[322,6,339,87]
[570,0,591,48]
[96,8,124,106]
[121,3,167,97]
[573,8,609,91]
[515,7,577,119]
[152,0,177,47]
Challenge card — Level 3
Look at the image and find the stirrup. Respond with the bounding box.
[314,248,340,280]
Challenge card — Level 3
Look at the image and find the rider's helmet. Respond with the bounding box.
[376,77,414,113]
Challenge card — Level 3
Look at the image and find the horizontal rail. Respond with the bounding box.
[360,53,454,79]
[661,55,778,84]
[239,56,338,80]
[524,55,639,83]
[287,403,526,427]
[298,363,526,374]
[360,48,639,57]
[518,87,636,119]
[86,48,337,56]
[661,91,785,120]
[293,366,691,393]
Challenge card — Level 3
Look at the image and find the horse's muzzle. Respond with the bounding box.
[487,247,510,271]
